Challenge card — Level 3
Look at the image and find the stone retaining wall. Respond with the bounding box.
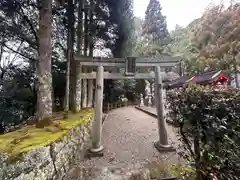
[0,119,92,180]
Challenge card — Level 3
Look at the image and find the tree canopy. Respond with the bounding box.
[166,3,240,75]
[0,0,135,131]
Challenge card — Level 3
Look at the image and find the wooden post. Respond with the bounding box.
[87,68,94,107]
[82,67,87,108]
[107,103,110,113]
[75,63,82,112]
[102,106,105,113]
[154,66,175,152]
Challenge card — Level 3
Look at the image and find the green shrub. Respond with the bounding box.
[166,84,240,180]
[171,164,196,180]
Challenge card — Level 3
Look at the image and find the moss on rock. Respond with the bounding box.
[0,108,94,158]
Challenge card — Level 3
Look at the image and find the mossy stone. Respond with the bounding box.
[0,109,94,159]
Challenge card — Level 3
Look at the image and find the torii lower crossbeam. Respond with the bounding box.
[80,72,166,80]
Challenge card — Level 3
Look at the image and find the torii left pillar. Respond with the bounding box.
[90,65,104,155]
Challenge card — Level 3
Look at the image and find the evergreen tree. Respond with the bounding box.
[0,0,138,130]
[143,0,169,45]
[36,0,53,121]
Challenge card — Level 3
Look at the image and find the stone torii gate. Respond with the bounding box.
[74,55,180,155]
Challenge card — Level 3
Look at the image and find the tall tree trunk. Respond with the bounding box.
[77,0,83,55]
[88,0,94,57]
[36,0,53,121]
[66,0,76,112]
[87,0,94,108]
[235,54,239,88]
[0,37,5,80]
[64,0,74,112]
[82,2,88,108]
[75,0,83,112]
[83,2,89,57]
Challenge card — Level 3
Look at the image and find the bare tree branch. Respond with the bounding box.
[0,37,4,64]
[19,5,39,48]
[3,43,36,62]
[56,42,67,58]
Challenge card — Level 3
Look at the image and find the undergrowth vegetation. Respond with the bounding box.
[167,84,240,180]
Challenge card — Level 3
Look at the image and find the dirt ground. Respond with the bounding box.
[64,107,180,180]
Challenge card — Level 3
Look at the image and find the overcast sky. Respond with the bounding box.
[133,0,236,30]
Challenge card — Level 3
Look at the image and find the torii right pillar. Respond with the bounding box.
[154,66,176,152]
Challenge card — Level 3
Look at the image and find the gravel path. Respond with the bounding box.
[65,107,179,180]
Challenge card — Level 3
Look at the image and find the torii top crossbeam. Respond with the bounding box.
[74,55,181,68]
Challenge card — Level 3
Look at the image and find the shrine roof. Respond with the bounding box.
[192,70,231,84]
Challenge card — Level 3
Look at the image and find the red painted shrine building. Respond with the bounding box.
[167,70,233,89]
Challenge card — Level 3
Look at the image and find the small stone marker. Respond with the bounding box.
[140,94,144,106]
[148,95,152,107]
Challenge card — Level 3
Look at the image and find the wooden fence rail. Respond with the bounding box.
[102,101,139,113]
